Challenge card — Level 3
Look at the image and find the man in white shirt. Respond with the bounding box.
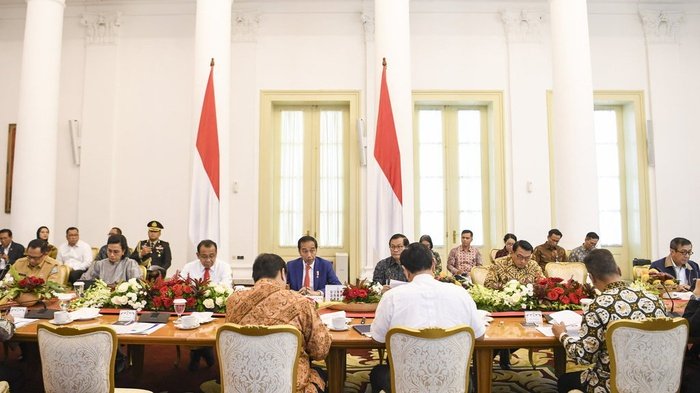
[369,242,485,393]
[56,227,93,284]
[179,240,232,288]
[179,239,232,371]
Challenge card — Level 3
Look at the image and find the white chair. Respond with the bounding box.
[470,266,489,286]
[386,325,475,393]
[216,324,302,393]
[606,317,688,393]
[37,324,152,393]
[544,262,588,283]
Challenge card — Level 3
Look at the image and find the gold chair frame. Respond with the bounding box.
[386,325,475,393]
[606,317,689,393]
[216,323,303,393]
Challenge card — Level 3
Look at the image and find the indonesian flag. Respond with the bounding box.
[188,60,220,245]
[373,58,403,260]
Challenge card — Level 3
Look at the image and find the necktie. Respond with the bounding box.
[304,264,311,289]
[203,267,211,282]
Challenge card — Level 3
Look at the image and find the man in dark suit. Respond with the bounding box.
[130,220,172,279]
[650,237,699,291]
[682,284,700,393]
[0,228,25,279]
[0,229,25,266]
[287,235,342,296]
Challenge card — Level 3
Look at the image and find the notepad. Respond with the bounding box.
[353,324,372,337]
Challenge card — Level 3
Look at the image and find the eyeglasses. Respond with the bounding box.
[675,250,694,256]
[390,245,405,251]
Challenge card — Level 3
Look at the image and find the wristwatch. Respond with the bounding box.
[690,293,698,301]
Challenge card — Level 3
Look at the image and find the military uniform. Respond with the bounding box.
[129,221,172,277]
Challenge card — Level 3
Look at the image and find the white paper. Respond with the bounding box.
[537,325,580,339]
[70,308,101,320]
[110,322,163,335]
[548,310,583,327]
[13,317,37,328]
[118,309,137,323]
[663,291,693,300]
[389,279,407,288]
[324,285,345,302]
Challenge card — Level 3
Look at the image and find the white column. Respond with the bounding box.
[639,10,685,255]
[192,0,232,259]
[501,9,551,242]
[77,12,121,243]
[13,0,65,243]
[368,0,413,275]
[548,0,598,246]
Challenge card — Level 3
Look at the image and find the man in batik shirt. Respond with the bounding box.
[447,229,482,276]
[553,249,667,393]
[569,232,599,262]
[484,240,543,289]
[226,253,331,393]
[533,228,568,271]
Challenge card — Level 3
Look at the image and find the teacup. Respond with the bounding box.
[331,316,348,330]
[54,311,71,324]
[181,315,199,328]
[193,312,213,323]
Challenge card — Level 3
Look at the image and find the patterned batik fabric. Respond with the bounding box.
[559,281,668,393]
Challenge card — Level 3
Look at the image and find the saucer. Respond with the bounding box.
[71,313,102,321]
[329,325,349,332]
[174,322,200,330]
[196,318,215,324]
[49,318,73,325]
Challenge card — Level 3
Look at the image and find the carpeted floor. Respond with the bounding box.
[6,343,583,393]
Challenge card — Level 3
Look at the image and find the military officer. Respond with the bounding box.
[130,220,172,279]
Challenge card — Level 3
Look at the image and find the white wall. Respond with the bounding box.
[1,0,699,278]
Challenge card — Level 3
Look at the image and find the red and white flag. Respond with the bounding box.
[373,58,403,260]
[189,60,220,245]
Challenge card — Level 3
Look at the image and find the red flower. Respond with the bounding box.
[537,278,549,286]
[568,293,580,304]
[552,287,565,296]
[152,297,162,307]
[162,297,174,308]
[560,296,571,304]
[546,290,559,301]
[172,285,183,297]
[186,297,196,307]
[549,277,564,284]
[183,286,193,294]
[357,289,368,299]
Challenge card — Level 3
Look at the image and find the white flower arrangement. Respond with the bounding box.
[109,278,148,311]
[198,284,232,313]
[70,279,113,309]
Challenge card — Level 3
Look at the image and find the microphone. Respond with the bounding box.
[662,281,680,317]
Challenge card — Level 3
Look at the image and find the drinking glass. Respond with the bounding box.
[173,298,186,323]
[56,293,74,312]
[73,282,85,298]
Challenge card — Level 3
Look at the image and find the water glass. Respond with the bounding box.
[173,298,186,322]
[73,282,85,298]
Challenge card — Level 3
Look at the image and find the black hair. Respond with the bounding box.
[584,249,619,280]
[297,235,318,250]
[400,243,434,274]
[548,229,562,238]
[252,253,287,282]
[513,240,534,253]
[197,239,218,253]
[503,233,517,242]
[389,233,409,247]
[107,234,129,254]
[27,238,49,253]
[418,235,434,250]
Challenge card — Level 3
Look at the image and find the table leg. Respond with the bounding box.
[326,348,347,393]
[553,347,566,376]
[128,344,145,378]
[475,348,492,393]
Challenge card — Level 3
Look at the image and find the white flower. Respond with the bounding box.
[203,299,215,309]
[111,296,123,306]
[203,290,211,297]
[126,292,136,300]
[215,297,224,307]
[214,285,225,294]
[116,282,129,293]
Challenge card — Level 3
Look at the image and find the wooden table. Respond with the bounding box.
[12,315,566,393]
[326,317,565,393]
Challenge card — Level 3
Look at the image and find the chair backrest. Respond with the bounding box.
[139,265,148,280]
[55,265,71,287]
[489,248,499,263]
[470,266,489,285]
[607,317,688,393]
[216,324,302,393]
[387,325,475,393]
[91,247,99,260]
[37,324,117,393]
[544,262,588,283]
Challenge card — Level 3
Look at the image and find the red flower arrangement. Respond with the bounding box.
[534,277,594,310]
[342,279,382,304]
[18,276,46,291]
[147,275,206,311]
